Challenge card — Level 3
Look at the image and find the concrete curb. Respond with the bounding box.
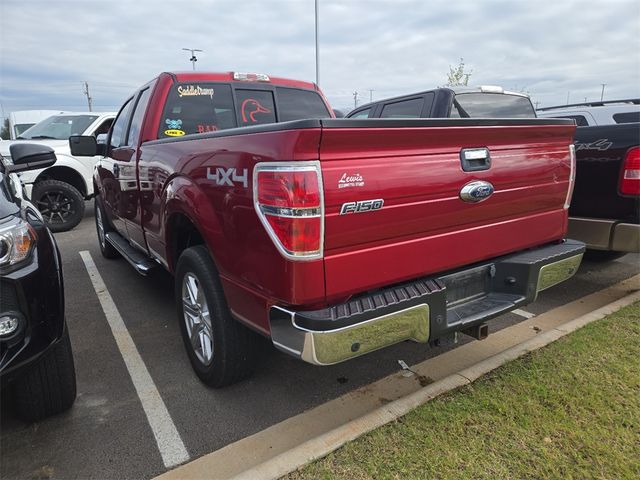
[232,290,640,480]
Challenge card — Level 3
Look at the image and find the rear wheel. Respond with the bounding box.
[32,180,85,232]
[13,329,77,422]
[175,245,258,387]
[94,196,119,259]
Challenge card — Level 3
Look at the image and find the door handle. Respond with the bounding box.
[460,148,491,172]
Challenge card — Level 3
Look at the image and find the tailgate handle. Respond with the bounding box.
[460,148,491,172]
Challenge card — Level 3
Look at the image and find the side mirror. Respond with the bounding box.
[333,109,345,118]
[69,135,101,156]
[6,143,57,173]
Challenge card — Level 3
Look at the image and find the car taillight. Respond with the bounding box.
[254,162,323,260]
[564,144,577,209]
[620,146,640,196]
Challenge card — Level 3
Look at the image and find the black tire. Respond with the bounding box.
[32,179,85,232]
[13,329,77,422]
[94,196,120,259]
[175,245,258,387]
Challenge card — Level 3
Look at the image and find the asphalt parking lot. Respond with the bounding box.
[1,205,639,480]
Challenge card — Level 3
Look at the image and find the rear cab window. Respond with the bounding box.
[157,81,331,138]
[276,87,331,121]
[451,93,535,118]
[380,97,424,118]
[235,89,276,126]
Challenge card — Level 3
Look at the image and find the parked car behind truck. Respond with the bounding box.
[0,145,77,422]
[538,100,640,259]
[347,85,536,119]
[70,71,584,387]
[0,112,116,232]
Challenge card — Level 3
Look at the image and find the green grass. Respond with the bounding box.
[289,302,640,480]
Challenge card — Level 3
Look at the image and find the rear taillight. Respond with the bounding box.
[254,162,323,260]
[564,144,577,209]
[620,147,640,196]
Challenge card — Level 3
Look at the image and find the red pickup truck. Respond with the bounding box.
[70,71,584,387]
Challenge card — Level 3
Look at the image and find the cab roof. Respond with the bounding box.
[166,71,319,91]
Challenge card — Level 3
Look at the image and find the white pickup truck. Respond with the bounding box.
[0,112,115,231]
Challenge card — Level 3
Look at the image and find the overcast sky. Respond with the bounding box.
[1,0,639,119]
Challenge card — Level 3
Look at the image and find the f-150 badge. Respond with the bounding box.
[340,199,384,215]
[459,180,494,203]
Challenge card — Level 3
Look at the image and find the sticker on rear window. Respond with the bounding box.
[165,129,185,137]
[177,85,215,99]
[241,99,271,123]
[198,124,219,133]
[164,118,185,136]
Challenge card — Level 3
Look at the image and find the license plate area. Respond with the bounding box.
[440,264,494,308]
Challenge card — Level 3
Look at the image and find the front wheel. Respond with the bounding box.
[32,180,85,233]
[175,245,258,387]
[13,329,77,422]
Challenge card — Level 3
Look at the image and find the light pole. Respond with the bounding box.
[600,83,606,101]
[182,48,203,71]
[315,0,319,85]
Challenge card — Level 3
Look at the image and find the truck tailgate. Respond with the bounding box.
[319,119,575,299]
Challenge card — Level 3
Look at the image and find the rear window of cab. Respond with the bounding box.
[158,82,330,139]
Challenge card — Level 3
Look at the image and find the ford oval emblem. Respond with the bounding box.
[460,180,494,203]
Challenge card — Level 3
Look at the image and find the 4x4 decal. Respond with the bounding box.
[207,167,248,188]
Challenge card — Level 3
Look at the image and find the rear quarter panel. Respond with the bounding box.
[138,125,326,332]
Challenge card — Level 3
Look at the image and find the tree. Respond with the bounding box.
[446,58,472,87]
[0,118,9,140]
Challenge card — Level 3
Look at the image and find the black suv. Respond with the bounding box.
[0,143,76,422]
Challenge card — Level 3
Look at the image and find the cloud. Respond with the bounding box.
[1,0,638,115]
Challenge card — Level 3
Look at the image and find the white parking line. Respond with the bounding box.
[512,308,536,319]
[80,251,189,468]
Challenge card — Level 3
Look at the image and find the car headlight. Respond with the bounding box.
[0,218,37,267]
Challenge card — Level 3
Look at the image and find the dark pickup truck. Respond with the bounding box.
[347,86,536,119]
[69,71,583,387]
[538,100,640,258]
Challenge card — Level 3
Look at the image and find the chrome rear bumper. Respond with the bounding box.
[270,240,585,366]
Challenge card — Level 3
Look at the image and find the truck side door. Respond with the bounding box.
[98,98,134,237]
[122,86,153,251]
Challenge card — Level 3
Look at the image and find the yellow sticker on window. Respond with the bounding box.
[164,129,186,137]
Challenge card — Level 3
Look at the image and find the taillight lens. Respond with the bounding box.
[620,147,640,196]
[564,144,577,209]
[254,162,323,259]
